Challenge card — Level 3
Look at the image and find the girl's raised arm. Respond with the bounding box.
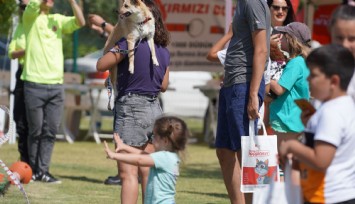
[104,141,155,167]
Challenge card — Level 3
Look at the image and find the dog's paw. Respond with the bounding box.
[128,66,134,74]
[153,58,159,66]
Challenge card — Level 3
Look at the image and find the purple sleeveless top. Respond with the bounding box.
[116,38,170,99]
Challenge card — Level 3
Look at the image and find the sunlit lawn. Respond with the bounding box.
[0,117,229,204]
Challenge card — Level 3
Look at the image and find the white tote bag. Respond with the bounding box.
[241,120,279,193]
[252,160,302,204]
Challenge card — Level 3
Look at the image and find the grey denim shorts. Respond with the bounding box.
[113,93,162,147]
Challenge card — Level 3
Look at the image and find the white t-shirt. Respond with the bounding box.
[300,96,355,203]
[217,49,227,66]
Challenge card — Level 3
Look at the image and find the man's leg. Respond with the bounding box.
[24,82,45,174]
[215,87,245,203]
[216,148,245,204]
[216,83,257,204]
[38,85,63,174]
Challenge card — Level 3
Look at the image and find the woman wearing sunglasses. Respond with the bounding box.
[267,0,296,28]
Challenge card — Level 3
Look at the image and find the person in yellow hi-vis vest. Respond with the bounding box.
[22,0,85,184]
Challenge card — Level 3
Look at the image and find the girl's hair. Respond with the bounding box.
[267,0,296,25]
[143,0,170,47]
[306,44,355,91]
[329,5,355,30]
[284,33,310,59]
[154,116,189,153]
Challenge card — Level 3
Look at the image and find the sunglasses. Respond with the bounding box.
[271,5,289,12]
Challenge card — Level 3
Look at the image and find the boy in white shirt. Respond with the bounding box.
[279,44,355,203]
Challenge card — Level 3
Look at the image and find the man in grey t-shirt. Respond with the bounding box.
[215,0,270,203]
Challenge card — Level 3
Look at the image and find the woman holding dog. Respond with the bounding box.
[96,0,170,203]
[263,0,296,127]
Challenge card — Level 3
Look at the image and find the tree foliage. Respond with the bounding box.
[1,1,119,59]
[54,0,119,58]
[0,0,17,35]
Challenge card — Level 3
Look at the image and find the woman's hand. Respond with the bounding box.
[96,45,124,72]
[270,34,282,43]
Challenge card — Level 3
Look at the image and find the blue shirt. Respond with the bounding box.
[116,39,170,98]
[145,151,180,204]
[270,56,310,132]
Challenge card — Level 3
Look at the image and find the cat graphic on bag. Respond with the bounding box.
[255,159,271,184]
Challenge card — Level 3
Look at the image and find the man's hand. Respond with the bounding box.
[247,94,260,120]
[88,14,105,27]
[68,0,85,27]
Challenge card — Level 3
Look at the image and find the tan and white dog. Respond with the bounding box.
[104,0,158,79]
[103,0,158,110]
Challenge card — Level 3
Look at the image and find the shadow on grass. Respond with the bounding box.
[59,175,103,184]
[181,163,222,180]
[180,190,228,200]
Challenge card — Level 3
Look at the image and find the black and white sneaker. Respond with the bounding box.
[30,171,42,182]
[40,172,62,184]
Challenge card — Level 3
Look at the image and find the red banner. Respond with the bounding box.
[159,0,234,72]
[312,4,339,45]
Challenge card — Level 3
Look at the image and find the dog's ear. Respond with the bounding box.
[131,0,141,6]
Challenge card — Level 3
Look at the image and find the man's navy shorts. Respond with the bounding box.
[215,80,264,151]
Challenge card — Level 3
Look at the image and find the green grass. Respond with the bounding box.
[0,117,229,204]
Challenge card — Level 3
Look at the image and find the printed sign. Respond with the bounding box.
[158,0,235,72]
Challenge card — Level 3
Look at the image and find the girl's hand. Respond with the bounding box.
[114,133,124,152]
[104,141,115,160]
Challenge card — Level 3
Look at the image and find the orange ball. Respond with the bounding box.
[9,161,33,184]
